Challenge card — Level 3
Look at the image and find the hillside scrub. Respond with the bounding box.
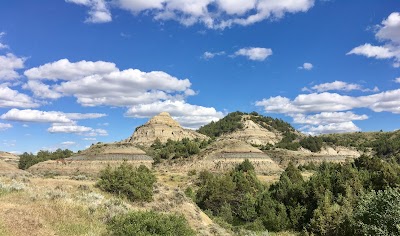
[107,211,195,236]
[18,149,73,170]
[198,111,245,138]
[322,131,400,158]
[96,162,156,202]
[193,158,400,235]
[150,138,210,163]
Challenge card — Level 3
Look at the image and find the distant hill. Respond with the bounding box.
[198,111,299,146]
[321,130,400,158]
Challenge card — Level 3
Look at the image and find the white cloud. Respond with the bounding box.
[257,89,400,114]
[0,43,9,50]
[256,87,400,134]
[47,123,108,136]
[83,137,96,141]
[0,123,12,131]
[22,81,62,99]
[23,59,225,129]
[61,141,76,146]
[1,108,106,123]
[303,81,379,93]
[348,12,400,67]
[202,51,225,59]
[310,81,361,92]
[65,0,112,23]
[301,122,361,135]
[292,112,368,125]
[394,77,400,83]
[24,58,117,81]
[0,32,8,50]
[234,47,273,61]
[125,100,224,129]
[67,0,315,29]
[24,59,193,107]
[298,62,313,70]
[347,43,395,59]
[0,84,39,108]
[376,12,400,44]
[0,53,25,80]
[48,124,92,133]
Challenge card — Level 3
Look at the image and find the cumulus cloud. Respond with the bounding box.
[202,51,225,59]
[257,89,400,114]
[24,59,117,81]
[394,77,400,83]
[300,122,361,135]
[347,44,395,59]
[23,58,225,130]
[305,80,379,93]
[0,32,8,50]
[298,62,313,70]
[0,43,8,50]
[65,0,112,23]
[125,100,224,129]
[61,141,76,146]
[0,84,39,108]
[66,0,315,29]
[348,12,400,67]
[24,59,193,107]
[0,123,12,131]
[292,112,368,125]
[256,87,400,134]
[0,53,25,80]
[234,47,273,61]
[47,123,108,136]
[22,81,62,99]
[0,108,106,123]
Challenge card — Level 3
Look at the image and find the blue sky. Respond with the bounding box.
[0,0,399,153]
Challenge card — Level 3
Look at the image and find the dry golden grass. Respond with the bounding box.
[0,176,107,236]
[0,172,232,236]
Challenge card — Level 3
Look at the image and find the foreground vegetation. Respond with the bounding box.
[96,162,156,202]
[107,211,195,236]
[192,157,400,235]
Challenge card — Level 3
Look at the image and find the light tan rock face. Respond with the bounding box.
[223,119,281,145]
[126,112,208,146]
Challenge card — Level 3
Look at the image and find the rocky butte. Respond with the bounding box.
[125,112,208,146]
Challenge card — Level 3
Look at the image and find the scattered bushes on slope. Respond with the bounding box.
[299,136,323,153]
[96,162,156,202]
[107,211,195,236]
[18,148,73,169]
[150,138,209,163]
[198,111,245,138]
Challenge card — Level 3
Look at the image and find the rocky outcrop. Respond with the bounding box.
[125,112,208,146]
[222,119,281,145]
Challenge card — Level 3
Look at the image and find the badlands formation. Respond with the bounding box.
[27,111,361,176]
[125,112,209,146]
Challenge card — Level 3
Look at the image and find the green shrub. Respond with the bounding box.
[107,211,195,236]
[300,136,323,153]
[151,138,203,161]
[96,162,156,202]
[354,188,400,236]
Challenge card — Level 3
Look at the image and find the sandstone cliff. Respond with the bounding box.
[126,112,208,146]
